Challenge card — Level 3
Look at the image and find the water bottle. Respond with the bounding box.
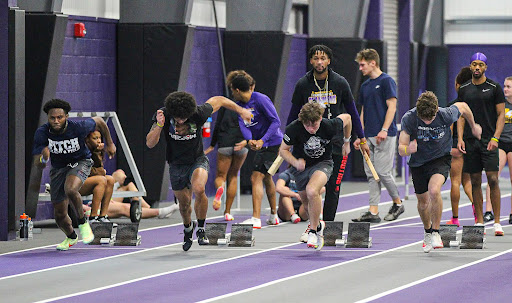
[202,117,212,138]
[19,213,28,241]
[28,217,34,240]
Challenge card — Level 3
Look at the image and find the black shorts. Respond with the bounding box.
[252,145,279,174]
[410,155,451,195]
[50,159,93,203]
[169,155,209,191]
[290,160,333,191]
[463,138,499,173]
[499,141,512,154]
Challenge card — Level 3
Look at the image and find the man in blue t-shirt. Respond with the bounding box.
[352,49,404,224]
[399,91,481,253]
[32,99,116,250]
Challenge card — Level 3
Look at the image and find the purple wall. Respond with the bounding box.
[36,16,119,220]
[447,45,512,101]
[1,0,9,238]
[364,0,382,40]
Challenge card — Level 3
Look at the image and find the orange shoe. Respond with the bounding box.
[446,217,460,227]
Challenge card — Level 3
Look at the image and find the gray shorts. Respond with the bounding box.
[218,146,248,157]
[50,158,93,204]
[290,160,333,191]
[169,155,209,191]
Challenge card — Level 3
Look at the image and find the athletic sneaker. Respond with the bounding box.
[89,216,99,223]
[300,223,311,243]
[423,232,433,253]
[224,213,234,221]
[483,211,494,223]
[99,216,118,227]
[291,213,301,224]
[56,237,78,251]
[494,223,504,236]
[384,203,405,221]
[352,211,381,223]
[78,222,94,244]
[158,203,179,219]
[196,228,210,245]
[183,221,197,251]
[266,213,280,226]
[241,217,261,229]
[446,217,460,227]
[431,232,444,249]
[474,222,486,235]
[212,186,224,211]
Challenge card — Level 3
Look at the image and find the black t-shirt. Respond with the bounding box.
[210,107,245,148]
[290,69,354,153]
[153,103,213,165]
[283,117,343,167]
[457,78,505,140]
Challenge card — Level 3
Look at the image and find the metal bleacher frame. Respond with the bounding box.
[38,112,146,209]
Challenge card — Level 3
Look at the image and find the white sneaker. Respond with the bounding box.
[266,213,279,226]
[224,213,234,221]
[300,223,310,243]
[423,232,432,253]
[158,203,179,219]
[241,217,261,229]
[291,213,301,224]
[307,232,318,248]
[431,231,444,249]
[494,223,504,236]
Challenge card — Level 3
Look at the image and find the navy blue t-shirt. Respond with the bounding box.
[33,119,96,168]
[401,105,460,167]
[358,73,398,137]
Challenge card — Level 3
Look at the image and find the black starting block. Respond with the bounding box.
[90,222,114,245]
[324,221,345,246]
[345,222,372,248]
[205,223,228,245]
[460,226,485,249]
[439,224,459,248]
[114,222,141,246]
[229,224,254,247]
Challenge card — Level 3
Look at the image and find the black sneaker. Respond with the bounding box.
[352,211,381,223]
[196,228,209,245]
[384,203,405,221]
[182,221,197,251]
[483,211,494,223]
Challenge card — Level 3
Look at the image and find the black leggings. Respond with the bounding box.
[322,154,347,221]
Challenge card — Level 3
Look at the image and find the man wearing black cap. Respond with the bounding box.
[457,52,506,236]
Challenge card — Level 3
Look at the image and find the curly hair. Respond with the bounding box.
[355,48,380,68]
[43,99,71,114]
[164,91,197,119]
[227,70,255,92]
[298,102,325,124]
[416,91,438,121]
[308,44,332,60]
[456,66,472,85]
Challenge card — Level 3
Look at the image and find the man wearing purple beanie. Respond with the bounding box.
[456,52,506,236]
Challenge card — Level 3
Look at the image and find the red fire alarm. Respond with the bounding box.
[74,23,86,38]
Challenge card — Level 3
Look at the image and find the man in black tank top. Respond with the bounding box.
[456,52,505,236]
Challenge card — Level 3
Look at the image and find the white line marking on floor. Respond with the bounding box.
[354,248,512,303]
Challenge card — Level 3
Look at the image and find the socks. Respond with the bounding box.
[452,216,458,219]
[67,231,78,239]
[184,223,193,232]
[425,227,432,234]
[198,219,205,229]
[77,216,86,225]
[432,229,439,233]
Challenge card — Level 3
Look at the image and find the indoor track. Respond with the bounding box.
[1,177,511,303]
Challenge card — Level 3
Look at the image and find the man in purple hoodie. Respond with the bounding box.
[227,70,284,229]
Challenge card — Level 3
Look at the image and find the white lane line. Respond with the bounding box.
[355,248,512,303]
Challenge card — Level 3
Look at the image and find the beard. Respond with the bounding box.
[314,66,327,74]
[473,71,482,79]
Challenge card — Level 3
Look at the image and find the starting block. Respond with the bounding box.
[439,224,459,248]
[345,222,372,248]
[324,221,345,246]
[89,222,114,245]
[460,226,485,249]
[205,223,228,245]
[114,222,141,246]
[229,224,255,247]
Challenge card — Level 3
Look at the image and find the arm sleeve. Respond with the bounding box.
[32,129,48,155]
[339,78,365,138]
[238,118,252,140]
[259,97,282,146]
[382,77,398,100]
[283,124,295,146]
[79,118,97,137]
